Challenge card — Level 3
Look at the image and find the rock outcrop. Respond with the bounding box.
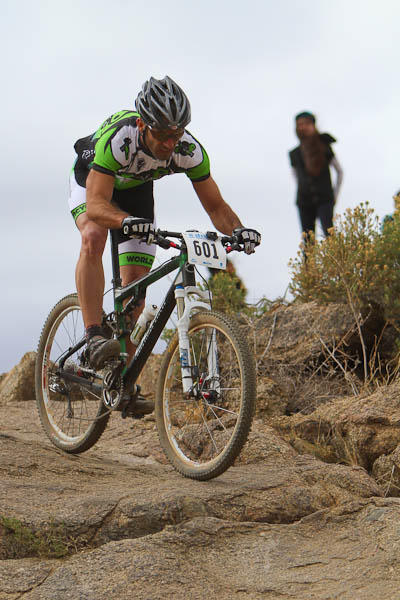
[272,381,400,472]
[0,351,36,404]
[2,301,400,599]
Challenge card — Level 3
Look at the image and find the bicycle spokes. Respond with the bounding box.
[163,321,243,464]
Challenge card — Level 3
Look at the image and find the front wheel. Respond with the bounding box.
[35,294,110,453]
[155,311,256,480]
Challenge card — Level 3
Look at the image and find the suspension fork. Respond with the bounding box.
[175,277,220,395]
[205,326,221,395]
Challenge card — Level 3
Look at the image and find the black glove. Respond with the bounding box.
[232,228,261,255]
[122,217,155,245]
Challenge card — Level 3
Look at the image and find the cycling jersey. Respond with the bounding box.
[69,109,210,269]
[73,109,210,190]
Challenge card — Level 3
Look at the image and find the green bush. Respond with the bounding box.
[0,516,69,558]
[207,271,247,314]
[289,202,400,323]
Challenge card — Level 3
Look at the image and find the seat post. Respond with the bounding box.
[110,230,122,289]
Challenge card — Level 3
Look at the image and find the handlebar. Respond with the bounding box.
[157,230,183,239]
[153,229,243,253]
[119,226,244,254]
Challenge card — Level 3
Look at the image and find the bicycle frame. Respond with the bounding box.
[59,229,219,396]
[116,230,215,393]
[111,229,184,390]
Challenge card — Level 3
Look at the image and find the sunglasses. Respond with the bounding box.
[148,127,185,143]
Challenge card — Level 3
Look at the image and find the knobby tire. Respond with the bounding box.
[35,294,110,453]
[155,310,256,480]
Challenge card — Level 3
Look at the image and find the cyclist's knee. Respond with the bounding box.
[80,221,108,257]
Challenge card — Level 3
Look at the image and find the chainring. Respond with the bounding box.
[102,366,124,410]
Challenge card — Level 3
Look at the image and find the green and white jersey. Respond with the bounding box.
[73,110,210,190]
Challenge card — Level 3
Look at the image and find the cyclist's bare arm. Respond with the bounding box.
[192,176,243,235]
[86,170,129,229]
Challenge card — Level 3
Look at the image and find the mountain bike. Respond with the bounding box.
[35,228,256,480]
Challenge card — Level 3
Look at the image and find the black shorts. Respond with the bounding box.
[68,165,156,268]
[71,165,154,222]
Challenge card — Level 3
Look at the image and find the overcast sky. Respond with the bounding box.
[1,0,399,373]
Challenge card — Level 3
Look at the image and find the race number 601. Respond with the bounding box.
[193,240,219,259]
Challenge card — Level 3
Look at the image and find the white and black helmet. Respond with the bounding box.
[135,75,191,129]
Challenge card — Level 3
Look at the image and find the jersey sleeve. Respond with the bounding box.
[185,144,210,182]
[91,125,134,175]
[173,133,210,182]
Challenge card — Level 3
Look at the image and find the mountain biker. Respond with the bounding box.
[69,75,261,375]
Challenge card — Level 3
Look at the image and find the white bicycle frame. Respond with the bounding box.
[174,278,221,395]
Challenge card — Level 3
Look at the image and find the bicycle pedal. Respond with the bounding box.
[121,396,154,419]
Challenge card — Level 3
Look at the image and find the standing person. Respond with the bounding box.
[289,111,343,242]
[69,75,261,374]
[382,189,400,230]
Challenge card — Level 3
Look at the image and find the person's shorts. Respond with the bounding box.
[68,167,156,269]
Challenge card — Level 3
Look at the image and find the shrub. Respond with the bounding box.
[207,271,247,314]
[289,202,400,324]
[0,516,69,558]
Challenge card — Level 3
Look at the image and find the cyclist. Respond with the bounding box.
[69,75,261,373]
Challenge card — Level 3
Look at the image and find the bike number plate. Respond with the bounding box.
[182,232,227,270]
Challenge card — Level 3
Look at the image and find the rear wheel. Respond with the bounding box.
[35,294,110,453]
[155,311,256,480]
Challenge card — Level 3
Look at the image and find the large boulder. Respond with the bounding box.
[253,301,394,415]
[0,352,36,404]
[372,442,400,497]
[255,301,358,363]
[253,302,360,415]
[3,500,400,600]
[0,351,162,405]
[272,379,400,473]
[0,427,382,560]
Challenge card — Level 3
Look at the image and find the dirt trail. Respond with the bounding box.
[1,401,399,599]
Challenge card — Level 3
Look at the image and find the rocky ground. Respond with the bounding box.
[1,302,400,599]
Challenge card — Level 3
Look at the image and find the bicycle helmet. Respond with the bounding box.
[135,75,191,130]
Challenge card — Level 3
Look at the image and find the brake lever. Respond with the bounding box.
[226,242,243,254]
[157,237,174,249]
